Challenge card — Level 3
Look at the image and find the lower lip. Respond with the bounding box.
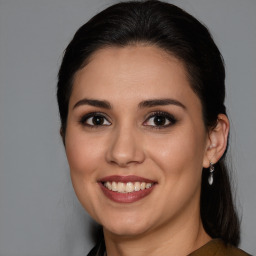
[99,183,155,203]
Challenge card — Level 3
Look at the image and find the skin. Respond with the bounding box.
[64,45,229,256]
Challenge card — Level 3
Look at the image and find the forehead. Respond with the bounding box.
[71,45,201,109]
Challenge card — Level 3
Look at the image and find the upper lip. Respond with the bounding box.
[98,175,156,183]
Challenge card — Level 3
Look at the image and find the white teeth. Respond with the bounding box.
[117,182,125,193]
[111,181,118,191]
[146,183,152,189]
[141,182,146,190]
[126,182,134,192]
[105,181,112,190]
[103,181,153,193]
[134,182,141,191]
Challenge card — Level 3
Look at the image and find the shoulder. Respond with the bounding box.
[189,239,251,256]
[220,243,251,256]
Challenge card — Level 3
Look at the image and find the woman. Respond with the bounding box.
[57,1,250,255]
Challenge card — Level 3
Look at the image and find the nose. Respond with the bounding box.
[106,126,145,167]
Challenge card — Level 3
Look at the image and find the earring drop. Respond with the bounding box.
[208,162,214,185]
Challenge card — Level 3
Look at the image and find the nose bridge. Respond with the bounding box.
[106,122,144,167]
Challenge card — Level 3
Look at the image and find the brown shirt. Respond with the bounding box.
[188,239,251,256]
[87,238,251,256]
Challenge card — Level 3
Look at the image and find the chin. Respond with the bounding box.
[102,217,151,237]
[105,226,149,237]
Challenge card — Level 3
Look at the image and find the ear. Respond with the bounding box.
[203,114,229,168]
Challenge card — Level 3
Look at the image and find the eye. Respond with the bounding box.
[80,113,111,127]
[144,112,176,128]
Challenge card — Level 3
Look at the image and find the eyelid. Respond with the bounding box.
[78,111,176,129]
[143,111,177,128]
[79,112,112,127]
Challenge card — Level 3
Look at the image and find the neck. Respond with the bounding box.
[104,212,211,256]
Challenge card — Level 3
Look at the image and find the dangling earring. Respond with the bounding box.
[208,162,215,185]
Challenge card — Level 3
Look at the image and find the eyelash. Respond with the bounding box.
[143,111,177,129]
[79,112,111,128]
[79,111,177,129]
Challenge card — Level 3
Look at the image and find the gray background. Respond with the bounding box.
[0,0,255,255]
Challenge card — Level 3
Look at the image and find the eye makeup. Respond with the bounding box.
[79,112,111,128]
[143,111,177,129]
[78,110,177,130]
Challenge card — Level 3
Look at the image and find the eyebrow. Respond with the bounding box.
[138,98,186,109]
[73,98,186,110]
[73,98,112,109]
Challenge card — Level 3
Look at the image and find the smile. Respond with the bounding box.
[103,181,153,193]
[99,175,156,203]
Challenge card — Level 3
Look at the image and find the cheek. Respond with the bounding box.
[64,129,105,218]
[145,127,206,216]
[65,130,104,177]
[146,125,206,180]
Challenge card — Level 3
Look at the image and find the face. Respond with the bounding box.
[65,45,210,237]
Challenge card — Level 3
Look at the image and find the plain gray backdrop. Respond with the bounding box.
[0,0,255,255]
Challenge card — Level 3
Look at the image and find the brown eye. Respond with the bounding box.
[80,113,111,127]
[153,115,168,126]
[144,112,176,128]
[91,116,105,125]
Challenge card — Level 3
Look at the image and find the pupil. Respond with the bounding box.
[154,116,166,126]
[93,116,104,125]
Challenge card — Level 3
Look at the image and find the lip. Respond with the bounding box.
[98,175,157,203]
